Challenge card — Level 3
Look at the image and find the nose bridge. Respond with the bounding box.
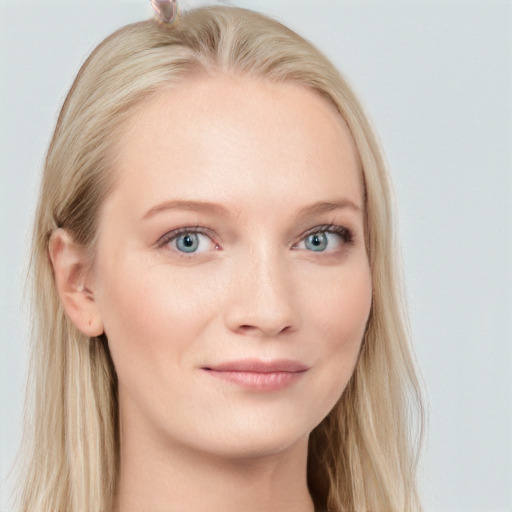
[251,244,290,303]
[225,242,298,336]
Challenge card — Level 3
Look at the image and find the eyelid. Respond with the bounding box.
[294,223,353,246]
[156,226,220,249]
[154,223,353,252]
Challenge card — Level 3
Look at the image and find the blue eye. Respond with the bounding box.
[157,228,218,254]
[305,233,329,251]
[296,225,352,253]
[175,233,200,253]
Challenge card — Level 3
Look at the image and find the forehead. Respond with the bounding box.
[109,73,363,217]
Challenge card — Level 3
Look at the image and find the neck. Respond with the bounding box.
[114,419,315,512]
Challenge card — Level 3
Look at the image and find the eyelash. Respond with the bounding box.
[156,226,218,249]
[299,224,353,246]
[156,224,354,253]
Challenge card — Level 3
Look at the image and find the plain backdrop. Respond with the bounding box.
[1,1,511,511]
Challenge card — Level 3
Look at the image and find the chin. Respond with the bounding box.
[184,419,312,462]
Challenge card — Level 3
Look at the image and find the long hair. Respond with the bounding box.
[15,6,426,511]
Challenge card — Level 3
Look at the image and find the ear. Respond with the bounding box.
[48,228,104,337]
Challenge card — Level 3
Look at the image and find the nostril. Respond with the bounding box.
[236,323,292,336]
[238,325,257,332]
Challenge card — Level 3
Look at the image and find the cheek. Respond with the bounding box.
[308,263,372,399]
[93,253,220,376]
[316,261,372,342]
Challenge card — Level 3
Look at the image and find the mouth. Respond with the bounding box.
[201,359,309,392]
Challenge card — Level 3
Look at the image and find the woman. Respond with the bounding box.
[15,5,425,511]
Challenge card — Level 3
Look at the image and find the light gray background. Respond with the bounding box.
[1,1,511,511]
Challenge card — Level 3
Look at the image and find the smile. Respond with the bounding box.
[201,359,309,392]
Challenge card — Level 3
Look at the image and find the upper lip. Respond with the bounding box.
[202,359,309,373]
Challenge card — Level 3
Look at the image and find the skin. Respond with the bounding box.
[50,74,372,512]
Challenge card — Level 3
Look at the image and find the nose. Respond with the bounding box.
[223,249,299,338]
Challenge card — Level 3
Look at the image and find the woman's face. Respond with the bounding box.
[90,74,372,459]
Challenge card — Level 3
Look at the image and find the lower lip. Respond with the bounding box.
[203,369,305,392]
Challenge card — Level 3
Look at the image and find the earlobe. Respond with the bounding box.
[48,228,104,337]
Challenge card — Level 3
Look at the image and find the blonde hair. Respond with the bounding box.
[16,6,426,512]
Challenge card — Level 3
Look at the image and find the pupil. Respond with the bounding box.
[306,232,327,251]
[177,233,199,253]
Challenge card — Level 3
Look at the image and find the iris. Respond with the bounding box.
[305,233,328,251]
[176,233,199,253]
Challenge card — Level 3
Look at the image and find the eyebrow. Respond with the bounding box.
[142,200,231,220]
[294,199,362,219]
[141,198,362,221]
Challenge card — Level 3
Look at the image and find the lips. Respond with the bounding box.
[204,359,309,373]
[201,359,309,392]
